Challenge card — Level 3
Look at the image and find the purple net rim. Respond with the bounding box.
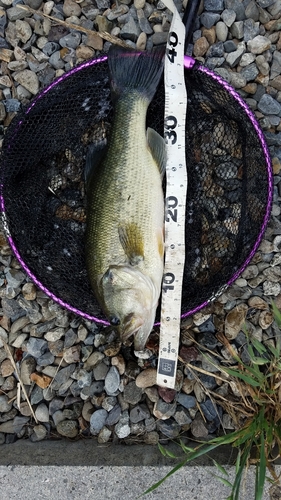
[1,54,273,326]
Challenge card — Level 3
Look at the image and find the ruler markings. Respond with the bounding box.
[157,0,187,388]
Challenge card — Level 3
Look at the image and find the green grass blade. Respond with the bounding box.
[267,343,279,358]
[233,420,258,447]
[157,443,179,459]
[223,368,261,387]
[250,338,268,355]
[158,443,169,457]
[271,301,281,329]
[235,449,241,476]
[251,356,270,365]
[213,475,233,488]
[164,449,178,459]
[159,431,246,469]
[255,432,266,500]
[211,458,229,477]
[179,440,195,454]
[231,440,253,500]
[248,344,255,359]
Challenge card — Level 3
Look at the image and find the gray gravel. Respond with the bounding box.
[0,0,280,462]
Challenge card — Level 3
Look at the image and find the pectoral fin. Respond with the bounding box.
[147,127,166,179]
[118,222,144,266]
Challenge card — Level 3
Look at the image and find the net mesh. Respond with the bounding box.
[0,58,270,321]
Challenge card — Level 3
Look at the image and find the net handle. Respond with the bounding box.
[182,0,202,51]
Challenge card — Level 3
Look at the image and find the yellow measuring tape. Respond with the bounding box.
[157,0,187,389]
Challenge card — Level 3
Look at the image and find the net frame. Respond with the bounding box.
[0,54,273,326]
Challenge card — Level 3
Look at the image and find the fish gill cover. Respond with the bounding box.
[0,56,272,322]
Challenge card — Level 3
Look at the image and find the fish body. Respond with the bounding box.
[85,46,166,350]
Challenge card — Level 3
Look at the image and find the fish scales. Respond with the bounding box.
[86,97,163,277]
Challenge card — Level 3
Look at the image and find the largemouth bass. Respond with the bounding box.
[85,45,166,351]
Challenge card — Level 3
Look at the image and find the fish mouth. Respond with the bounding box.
[133,332,147,352]
[120,310,156,351]
[120,313,144,343]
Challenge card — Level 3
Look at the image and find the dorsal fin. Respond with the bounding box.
[84,140,107,187]
[147,127,166,179]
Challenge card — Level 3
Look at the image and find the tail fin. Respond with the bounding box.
[108,45,164,102]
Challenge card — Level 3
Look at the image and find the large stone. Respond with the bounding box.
[135,368,156,388]
[243,18,260,43]
[13,69,39,95]
[258,94,281,115]
[247,35,271,54]
[0,358,14,377]
[120,16,141,42]
[15,20,32,43]
[30,424,47,442]
[35,403,49,423]
[0,395,12,413]
[63,0,81,17]
[56,419,78,438]
[0,328,8,349]
[10,316,30,335]
[225,304,248,339]
[216,21,228,42]
[84,351,104,369]
[245,0,259,21]
[230,20,244,39]
[200,12,220,29]
[157,418,180,438]
[221,8,236,27]
[204,0,224,11]
[240,62,259,82]
[25,0,43,8]
[59,32,81,49]
[26,338,47,358]
[153,399,177,420]
[7,7,32,22]
[90,409,108,435]
[226,42,246,67]
[104,366,120,395]
[193,36,209,57]
[224,0,245,20]
[271,76,281,91]
[123,381,143,404]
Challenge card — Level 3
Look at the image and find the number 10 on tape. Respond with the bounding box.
[157,0,187,389]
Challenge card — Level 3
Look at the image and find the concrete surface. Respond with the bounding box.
[0,440,279,499]
[0,464,277,499]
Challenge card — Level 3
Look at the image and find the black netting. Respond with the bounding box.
[0,58,270,321]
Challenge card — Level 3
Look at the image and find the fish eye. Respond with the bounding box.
[110,316,120,326]
[104,269,114,282]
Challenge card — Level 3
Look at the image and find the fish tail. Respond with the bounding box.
[108,45,165,102]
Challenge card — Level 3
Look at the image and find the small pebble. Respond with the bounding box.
[30,424,47,442]
[104,366,120,395]
[90,409,108,435]
[56,419,78,438]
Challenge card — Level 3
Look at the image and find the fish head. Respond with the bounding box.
[100,265,159,350]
